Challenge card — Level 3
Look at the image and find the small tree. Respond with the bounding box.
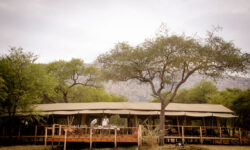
[46,59,102,103]
[97,27,249,145]
[231,89,250,130]
[0,48,55,135]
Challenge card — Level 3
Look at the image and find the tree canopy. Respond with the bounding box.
[0,48,57,132]
[97,27,249,144]
[45,59,103,103]
[231,89,250,130]
[67,85,127,102]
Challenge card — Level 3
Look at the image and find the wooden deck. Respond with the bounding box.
[44,124,142,149]
[47,134,137,142]
[0,124,247,149]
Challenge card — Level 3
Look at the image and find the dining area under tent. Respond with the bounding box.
[0,102,245,149]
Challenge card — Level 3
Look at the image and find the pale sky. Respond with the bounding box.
[0,0,249,63]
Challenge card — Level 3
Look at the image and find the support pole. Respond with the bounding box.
[64,129,67,150]
[2,127,5,136]
[149,116,153,129]
[35,125,37,144]
[216,118,221,127]
[177,117,180,136]
[18,127,21,137]
[52,124,55,148]
[44,127,48,150]
[134,115,138,127]
[184,116,187,125]
[202,117,206,136]
[58,125,62,145]
[182,126,184,144]
[239,128,242,145]
[137,125,143,146]
[17,127,21,142]
[219,127,222,144]
[81,114,87,125]
[200,126,203,144]
[114,128,117,148]
[90,128,92,149]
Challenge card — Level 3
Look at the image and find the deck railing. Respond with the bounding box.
[0,124,247,147]
[163,125,242,144]
[44,124,141,149]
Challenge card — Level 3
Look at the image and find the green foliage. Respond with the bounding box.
[173,89,190,103]
[45,58,103,103]
[0,77,7,105]
[0,48,55,127]
[97,26,249,107]
[207,88,249,130]
[152,79,218,104]
[175,79,218,103]
[207,88,243,108]
[109,115,127,126]
[68,85,127,102]
[97,25,249,145]
[231,89,250,130]
[151,91,172,103]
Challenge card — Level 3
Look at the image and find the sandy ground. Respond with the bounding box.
[192,145,250,150]
[0,145,52,150]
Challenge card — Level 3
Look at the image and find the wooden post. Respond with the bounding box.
[17,127,21,141]
[34,125,37,144]
[230,128,233,137]
[90,128,92,149]
[148,116,153,129]
[18,127,21,137]
[216,118,221,127]
[182,126,184,144]
[219,127,222,144]
[184,116,187,125]
[58,125,62,145]
[2,127,5,136]
[64,129,67,150]
[44,127,48,150]
[177,117,180,136]
[138,125,142,146]
[134,115,138,127]
[202,117,206,136]
[81,114,87,125]
[114,128,117,148]
[52,124,55,148]
[239,128,242,145]
[200,126,203,144]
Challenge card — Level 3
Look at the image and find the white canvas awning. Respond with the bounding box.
[185,112,213,117]
[165,112,186,116]
[6,102,236,118]
[104,110,159,115]
[213,113,238,118]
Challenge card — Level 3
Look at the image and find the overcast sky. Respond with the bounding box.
[0,0,249,63]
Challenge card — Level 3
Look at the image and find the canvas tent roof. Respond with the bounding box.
[33,102,233,113]
[21,102,236,118]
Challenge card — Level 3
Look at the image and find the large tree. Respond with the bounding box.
[46,59,102,103]
[97,28,249,145]
[0,48,56,135]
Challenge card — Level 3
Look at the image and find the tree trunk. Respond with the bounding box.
[159,102,165,145]
[63,92,68,103]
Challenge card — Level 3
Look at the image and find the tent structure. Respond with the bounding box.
[19,102,236,118]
